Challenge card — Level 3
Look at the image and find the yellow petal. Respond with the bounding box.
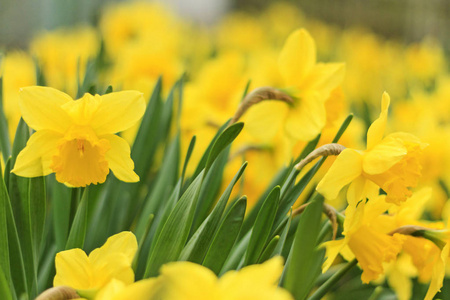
[62,93,102,126]
[366,92,390,150]
[89,231,138,265]
[346,176,378,207]
[301,63,345,98]
[220,256,284,289]
[424,244,449,300]
[11,130,61,177]
[19,86,72,133]
[219,257,293,300]
[322,239,347,273]
[90,91,146,135]
[102,134,139,182]
[95,279,126,300]
[159,261,218,299]
[54,249,91,289]
[284,93,326,141]
[316,148,363,200]
[111,279,160,300]
[278,29,316,86]
[90,252,135,288]
[363,135,407,175]
[242,100,290,143]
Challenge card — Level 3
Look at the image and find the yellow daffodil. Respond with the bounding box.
[322,194,405,283]
[316,92,426,205]
[54,231,138,294]
[243,28,345,143]
[156,256,293,300]
[11,86,145,187]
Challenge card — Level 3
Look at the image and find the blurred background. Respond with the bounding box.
[1,0,449,49]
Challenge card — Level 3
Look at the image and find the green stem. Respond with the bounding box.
[69,188,81,229]
[307,259,358,300]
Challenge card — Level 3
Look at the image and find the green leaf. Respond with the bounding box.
[219,229,251,275]
[191,147,230,233]
[245,186,280,265]
[239,166,290,240]
[65,188,89,250]
[37,244,56,294]
[202,196,247,275]
[76,59,97,98]
[132,214,154,272]
[9,119,36,298]
[181,135,196,184]
[205,122,243,173]
[180,163,247,263]
[29,177,46,262]
[50,178,71,251]
[0,78,11,161]
[144,171,204,278]
[3,173,27,298]
[0,170,11,288]
[283,193,325,300]
[135,135,180,239]
[131,77,163,177]
[191,120,228,179]
[272,210,293,257]
[0,268,13,300]
[257,235,280,263]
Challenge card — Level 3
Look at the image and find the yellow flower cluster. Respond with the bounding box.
[53,232,292,300]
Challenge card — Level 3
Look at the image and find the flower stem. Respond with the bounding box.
[69,187,82,229]
[307,259,358,300]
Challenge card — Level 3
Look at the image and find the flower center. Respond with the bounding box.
[50,135,111,187]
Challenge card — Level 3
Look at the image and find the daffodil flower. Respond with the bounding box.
[322,194,405,283]
[53,231,138,296]
[316,92,426,205]
[244,28,345,143]
[11,86,145,187]
[156,256,293,300]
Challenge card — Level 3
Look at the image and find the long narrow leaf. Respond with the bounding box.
[9,119,36,298]
[202,196,247,275]
[283,194,325,300]
[244,186,280,265]
[144,171,204,277]
[180,162,247,263]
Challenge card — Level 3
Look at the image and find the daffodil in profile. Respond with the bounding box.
[316,92,426,205]
[11,86,145,187]
[54,231,138,295]
[322,194,405,283]
[156,256,293,300]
